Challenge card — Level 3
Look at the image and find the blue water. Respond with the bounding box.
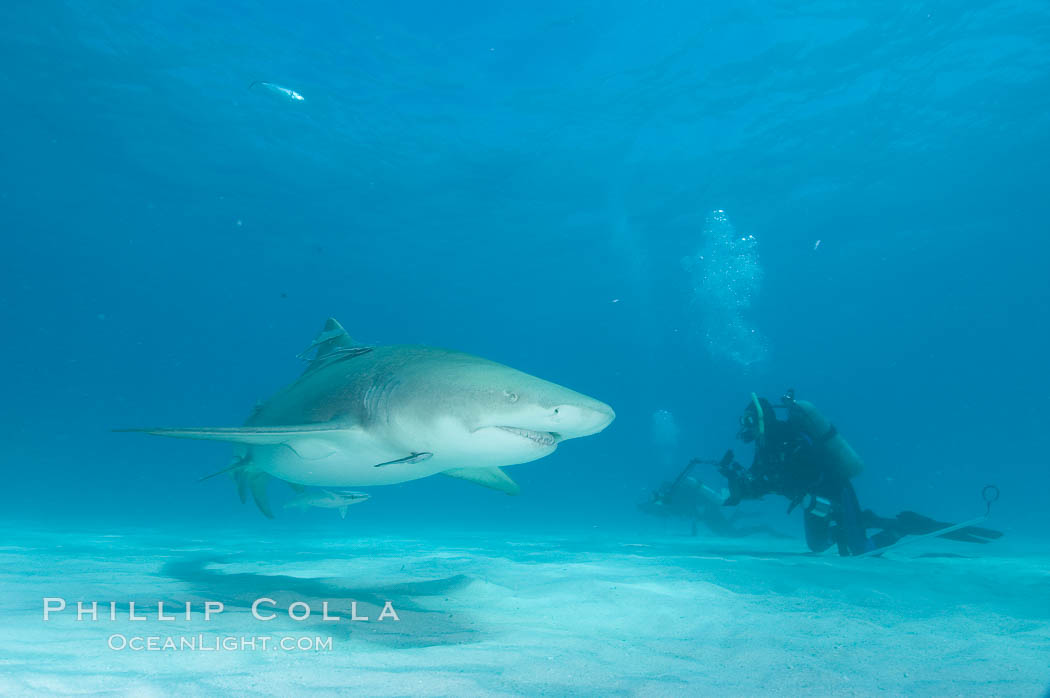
[2,2,1048,694]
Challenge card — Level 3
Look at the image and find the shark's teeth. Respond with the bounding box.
[496,426,556,446]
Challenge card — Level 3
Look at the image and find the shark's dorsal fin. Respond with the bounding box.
[296,318,371,364]
[443,467,520,495]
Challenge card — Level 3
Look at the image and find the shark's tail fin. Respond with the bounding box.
[117,424,352,521]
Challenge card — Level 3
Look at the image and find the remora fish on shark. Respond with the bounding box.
[122,319,615,517]
[284,489,370,519]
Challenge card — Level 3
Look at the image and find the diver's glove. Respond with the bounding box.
[714,449,735,478]
[723,480,744,507]
[717,450,749,506]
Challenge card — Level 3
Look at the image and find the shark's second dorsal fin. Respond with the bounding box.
[296,318,371,364]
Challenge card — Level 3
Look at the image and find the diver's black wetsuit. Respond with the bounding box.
[722,411,880,555]
[646,476,786,539]
[721,397,1002,556]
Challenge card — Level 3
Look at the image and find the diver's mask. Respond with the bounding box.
[737,393,766,443]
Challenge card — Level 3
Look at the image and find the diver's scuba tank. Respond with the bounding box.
[782,389,864,480]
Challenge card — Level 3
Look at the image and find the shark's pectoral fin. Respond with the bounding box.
[117,425,344,445]
[443,467,520,496]
[338,506,348,519]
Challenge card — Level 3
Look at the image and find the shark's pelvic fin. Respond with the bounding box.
[247,470,274,519]
[199,455,250,482]
[226,465,273,516]
[235,469,250,504]
[338,505,348,519]
[443,467,520,495]
[117,425,343,445]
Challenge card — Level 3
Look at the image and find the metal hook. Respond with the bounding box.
[981,484,1000,514]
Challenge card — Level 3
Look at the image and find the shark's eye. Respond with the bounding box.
[504,390,519,403]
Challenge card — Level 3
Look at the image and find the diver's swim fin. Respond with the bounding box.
[954,524,1003,540]
[858,512,1002,558]
[895,511,1003,542]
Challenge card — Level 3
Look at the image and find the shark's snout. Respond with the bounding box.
[505,400,615,441]
[552,401,616,439]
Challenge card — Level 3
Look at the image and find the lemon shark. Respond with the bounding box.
[124,319,615,517]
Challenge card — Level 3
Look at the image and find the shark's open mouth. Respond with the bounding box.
[495,426,558,447]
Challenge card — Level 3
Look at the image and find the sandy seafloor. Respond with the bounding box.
[1,524,1047,697]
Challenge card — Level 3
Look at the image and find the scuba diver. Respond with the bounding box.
[717,390,1003,556]
[640,456,790,539]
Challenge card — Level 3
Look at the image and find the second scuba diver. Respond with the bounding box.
[717,390,1003,556]
[640,458,790,539]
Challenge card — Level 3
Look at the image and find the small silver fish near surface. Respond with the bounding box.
[250,81,305,102]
